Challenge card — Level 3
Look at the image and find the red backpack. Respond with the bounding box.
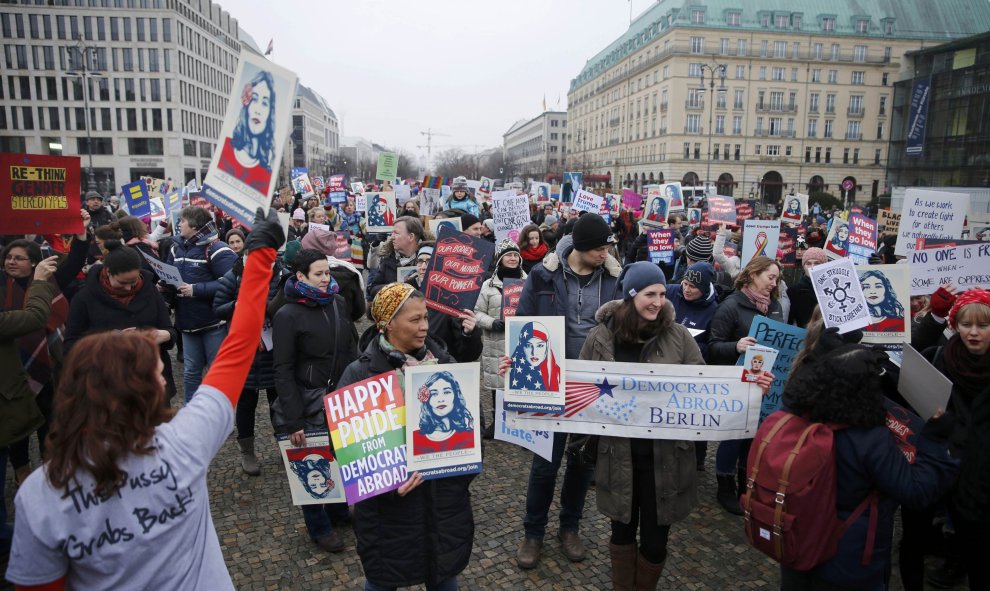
[741,411,878,571]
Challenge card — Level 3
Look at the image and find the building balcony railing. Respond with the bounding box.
[845,132,863,140]
[825,107,836,114]
[683,126,703,134]
[755,129,765,137]
[756,102,766,112]
[847,107,865,117]
[685,100,704,110]
[609,118,620,127]
[809,106,819,113]
[733,104,745,111]
[784,130,796,138]
[660,102,668,112]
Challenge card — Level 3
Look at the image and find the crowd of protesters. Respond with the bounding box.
[0,180,986,591]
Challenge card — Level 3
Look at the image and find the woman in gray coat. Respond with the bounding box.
[581,262,770,590]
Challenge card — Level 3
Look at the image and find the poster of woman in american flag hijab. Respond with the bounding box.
[504,317,566,413]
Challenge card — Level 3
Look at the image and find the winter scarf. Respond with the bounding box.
[741,285,771,315]
[378,333,437,385]
[283,276,338,306]
[944,334,990,400]
[4,275,68,394]
[99,267,143,307]
[126,236,159,256]
[520,243,548,263]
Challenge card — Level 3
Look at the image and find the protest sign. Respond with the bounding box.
[809,257,871,333]
[898,345,953,420]
[492,192,530,242]
[603,193,620,215]
[779,194,808,224]
[441,185,452,200]
[277,431,347,506]
[963,215,990,241]
[918,237,981,249]
[646,229,676,265]
[393,184,412,205]
[397,265,418,284]
[562,172,582,201]
[878,209,901,235]
[324,371,407,504]
[510,361,762,441]
[688,208,702,225]
[622,188,643,211]
[908,242,990,295]
[423,225,495,317]
[734,316,805,421]
[365,192,397,233]
[0,154,82,235]
[376,152,398,181]
[532,182,552,202]
[428,216,462,238]
[706,196,737,225]
[824,218,850,260]
[572,189,604,215]
[327,191,347,205]
[740,219,781,267]
[642,186,670,222]
[847,214,878,264]
[326,174,346,193]
[311,176,325,194]
[138,177,174,204]
[202,50,295,226]
[355,193,367,212]
[162,189,182,220]
[494,391,553,462]
[736,200,756,223]
[139,251,184,287]
[895,188,970,257]
[405,363,483,480]
[857,264,911,352]
[478,177,494,196]
[351,181,365,194]
[121,180,152,219]
[742,345,778,383]
[500,278,525,319]
[778,225,798,267]
[290,168,314,198]
[657,183,684,211]
[420,188,443,216]
[504,316,567,413]
[421,175,450,190]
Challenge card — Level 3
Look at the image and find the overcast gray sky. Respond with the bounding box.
[220,0,657,163]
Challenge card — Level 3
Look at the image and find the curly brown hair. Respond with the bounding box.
[45,331,175,497]
[734,256,782,300]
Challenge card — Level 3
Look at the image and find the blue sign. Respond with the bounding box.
[735,315,806,422]
[906,78,931,157]
[121,180,151,218]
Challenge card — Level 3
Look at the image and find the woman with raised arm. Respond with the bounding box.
[5,209,284,590]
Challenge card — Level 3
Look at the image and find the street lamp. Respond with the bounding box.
[698,59,727,195]
[65,38,105,194]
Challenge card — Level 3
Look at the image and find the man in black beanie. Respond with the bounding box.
[513,212,621,569]
[670,233,714,283]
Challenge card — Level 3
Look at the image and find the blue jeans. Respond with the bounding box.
[364,577,457,591]
[301,503,350,540]
[181,325,228,403]
[715,438,752,476]
[523,432,594,539]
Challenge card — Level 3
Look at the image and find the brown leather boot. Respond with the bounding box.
[516,536,543,569]
[635,553,665,591]
[609,543,637,591]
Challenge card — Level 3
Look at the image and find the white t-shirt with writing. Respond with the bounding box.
[6,386,235,590]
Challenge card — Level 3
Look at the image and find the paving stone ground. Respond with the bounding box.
[1,345,963,591]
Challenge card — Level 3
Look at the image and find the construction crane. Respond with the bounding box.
[419,128,451,162]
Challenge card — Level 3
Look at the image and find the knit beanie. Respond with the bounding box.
[494,239,520,267]
[948,289,990,330]
[459,212,481,230]
[282,239,302,266]
[545,214,559,226]
[682,262,715,295]
[619,261,667,300]
[803,247,827,265]
[371,283,416,332]
[417,243,435,259]
[685,235,714,262]
[225,228,245,244]
[571,213,615,251]
[292,208,306,221]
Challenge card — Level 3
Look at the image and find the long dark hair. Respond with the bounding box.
[860,270,905,319]
[612,299,668,344]
[231,70,277,171]
[783,344,886,427]
[417,370,474,435]
[517,224,543,250]
[46,331,175,497]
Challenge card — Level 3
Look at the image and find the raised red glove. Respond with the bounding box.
[930,287,955,319]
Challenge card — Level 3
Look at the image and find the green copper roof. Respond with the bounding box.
[570,0,990,91]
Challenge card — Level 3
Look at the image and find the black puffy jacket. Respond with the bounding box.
[707,290,784,365]
[337,333,475,588]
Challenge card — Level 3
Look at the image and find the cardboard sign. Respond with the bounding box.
[857,264,911,352]
[428,216,463,238]
[809,257,871,333]
[878,209,901,235]
[532,182,552,202]
[351,181,365,194]
[822,218,850,260]
[780,194,808,224]
[121,180,152,219]
[688,208,703,225]
[778,225,798,268]
[963,215,990,241]
[706,196,737,225]
[898,345,953,420]
[908,243,990,295]
[422,225,495,317]
[376,152,398,181]
[895,188,970,257]
[740,219,781,267]
[327,174,346,193]
[291,167,314,198]
[491,192,531,242]
[311,176,325,194]
[494,391,553,462]
[642,187,670,222]
[405,363,483,480]
[622,188,643,211]
[202,50,297,227]
[646,229,676,265]
[139,251,184,287]
[572,189,604,214]
[500,278,525,319]
[509,361,763,441]
[504,316,567,413]
[742,345,778,383]
[847,214,878,264]
[365,191,397,233]
[603,193,621,215]
[393,184,412,205]
[0,154,82,235]
[419,188,443,217]
[736,200,756,223]
[734,316,806,421]
[561,172,582,201]
[277,431,347,506]
[324,371,407,504]
[656,182,684,211]
[397,265,418,284]
[478,177,494,196]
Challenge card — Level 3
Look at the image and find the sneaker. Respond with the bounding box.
[558,529,586,562]
[314,532,345,553]
[516,536,543,569]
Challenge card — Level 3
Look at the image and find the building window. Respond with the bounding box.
[128,137,162,155]
[824,119,833,138]
[884,20,894,34]
[755,144,761,155]
[856,19,869,33]
[692,10,705,24]
[686,114,701,133]
[688,63,703,77]
[846,121,861,138]
[183,139,196,156]
[761,14,770,28]
[814,43,823,59]
[808,119,818,137]
[769,117,782,136]
[843,148,850,164]
[878,96,887,115]
[849,95,864,115]
[811,69,821,83]
[735,65,745,79]
[876,122,884,140]
[715,114,725,134]
[774,41,786,58]
[772,67,785,81]
[822,17,835,32]
[851,71,865,85]
[734,89,744,109]
[690,37,704,54]
[737,39,747,56]
[684,142,690,159]
[853,45,867,62]
[720,38,729,55]
[853,148,859,164]
[761,40,768,58]
[694,143,701,159]
[775,14,789,28]
[728,12,741,26]
[881,72,889,86]
[732,115,742,134]
[825,93,836,113]
[815,147,822,163]
[874,149,882,164]
[828,70,838,84]
[767,145,780,156]
[734,144,741,160]
[791,67,798,82]
[77,137,113,154]
[793,15,802,29]
[825,147,831,163]
[831,44,840,60]
[759,66,766,80]
[805,147,812,163]
[810,91,821,111]
[713,143,720,160]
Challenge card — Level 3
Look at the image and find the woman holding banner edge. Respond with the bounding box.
[338,282,475,591]
[574,262,773,590]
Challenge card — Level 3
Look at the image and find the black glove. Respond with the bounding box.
[244,207,285,252]
[814,326,863,356]
[491,319,505,332]
[867,252,884,265]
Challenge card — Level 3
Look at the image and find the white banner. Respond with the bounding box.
[494,391,553,461]
[908,242,990,295]
[572,189,604,214]
[894,188,969,257]
[509,361,762,441]
[740,219,782,267]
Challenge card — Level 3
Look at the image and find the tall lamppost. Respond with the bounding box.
[65,38,105,194]
[698,58,727,195]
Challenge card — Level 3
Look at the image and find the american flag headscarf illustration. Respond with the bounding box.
[509,321,561,392]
